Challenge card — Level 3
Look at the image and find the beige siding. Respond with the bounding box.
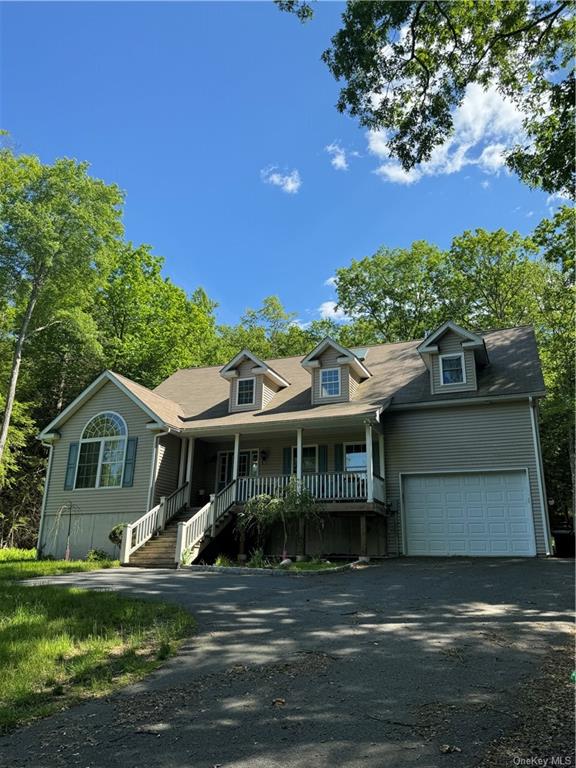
[382,401,546,555]
[40,380,156,559]
[154,434,181,504]
[262,377,279,409]
[311,348,350,405]
[229,360,263,412]
[348,369,361,400]
[431,330,477,394]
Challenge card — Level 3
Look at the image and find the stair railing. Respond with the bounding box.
[175,479,237,565]
[120,481,189,565]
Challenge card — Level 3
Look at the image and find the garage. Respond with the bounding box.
[402,470,536,556]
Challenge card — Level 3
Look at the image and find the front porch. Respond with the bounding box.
[122,419,395,567]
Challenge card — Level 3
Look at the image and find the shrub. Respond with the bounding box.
[247,547,270,569]
[0,547,36,563]
[85,549,110,562]
[214,554,234,567]
[108,523,127,547]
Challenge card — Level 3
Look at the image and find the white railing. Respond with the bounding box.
[236,475,292,501]
[373,474,386,503]
[175,479,237,564]
[121,481,189,564]
[302,472,368,501]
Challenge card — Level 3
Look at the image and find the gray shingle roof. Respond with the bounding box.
[148,325,544,430]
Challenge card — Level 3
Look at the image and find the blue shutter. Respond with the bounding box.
[334,444,343,472]
[283,446,292,475]
[122,437,138,487]
[64,442,79,490]
[318,445,328,473]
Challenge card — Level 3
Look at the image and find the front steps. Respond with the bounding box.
[126,507,201,569]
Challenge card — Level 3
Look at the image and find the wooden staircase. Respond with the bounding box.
[183,507,235,564]
[127,507,201,569]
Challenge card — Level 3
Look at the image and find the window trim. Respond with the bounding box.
[291,444,319,474]
[343,442,368,473]
[319,367,341,398]
[73,411,128,491]
[439,353,466,386]
[236,376,256,406]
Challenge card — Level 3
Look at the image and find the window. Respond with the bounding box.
[75,412,127,489]
[237,377,255,406]
[345,443,367,472]
[292,446,318,474]
[320,368,341,397]
[440,354,465,385]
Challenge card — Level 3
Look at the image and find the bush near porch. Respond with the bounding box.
[0,549,194,732]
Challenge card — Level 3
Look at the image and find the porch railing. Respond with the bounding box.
[373,474,385,503]
[175,479,237,564]
[302,472,369,501]
[236,475,292,501]
[120,481,189,564]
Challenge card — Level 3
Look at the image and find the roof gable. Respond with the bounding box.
[38,370,183,439]
[219,349,290,388]
[417,321,485,354]
[301,337,372,380]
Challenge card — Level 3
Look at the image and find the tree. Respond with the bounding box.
[278,1,574,197]
[334,241,451,341]
[95,244,220,387]
[533,204,575,283]
[0,151,124,472]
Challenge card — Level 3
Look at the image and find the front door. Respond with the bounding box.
[216,450,259,492]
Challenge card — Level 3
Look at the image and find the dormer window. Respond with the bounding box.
[441,354,465,385]
[237,377,255,406]
[320,368,341,398]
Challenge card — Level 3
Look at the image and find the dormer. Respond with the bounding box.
[417,321,488,395]
[220,350,290,413]
[301,337,372,405]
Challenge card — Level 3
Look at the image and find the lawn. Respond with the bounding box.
[0,549,194,732]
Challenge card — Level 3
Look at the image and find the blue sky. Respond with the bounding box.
[1,1,555,326]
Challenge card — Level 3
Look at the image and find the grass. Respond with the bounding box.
[0,549,194,732]
[285,561,342,571]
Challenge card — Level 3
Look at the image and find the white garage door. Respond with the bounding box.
[403,471,536,556]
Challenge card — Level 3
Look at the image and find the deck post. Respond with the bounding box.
[120,524,132,565]
[359,513,369,562]
[296,516,306,561]
[238,530,247,563]
[185,437,195,505]
[378,432,385,479]
[232,433,240,481]
[296,428,303,485]
[365,423,374,502]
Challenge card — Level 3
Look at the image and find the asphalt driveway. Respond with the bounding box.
[1,559,573,768]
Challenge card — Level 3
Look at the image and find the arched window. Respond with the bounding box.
[75,412,127,489]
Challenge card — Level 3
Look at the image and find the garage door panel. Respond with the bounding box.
[404,471,535,557]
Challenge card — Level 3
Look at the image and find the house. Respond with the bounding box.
[36,321,552,566]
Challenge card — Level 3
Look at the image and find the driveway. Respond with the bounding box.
[1,559,573,768]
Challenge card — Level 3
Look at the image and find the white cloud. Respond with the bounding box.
[324,275,337,288]
[318,301,348,322]
[526,210,534,218]
[260,166,302,194]
[367,84,525,185]
[325,142,349,171]
[480,180,490,190]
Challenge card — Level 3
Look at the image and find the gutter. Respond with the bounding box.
[529,396,552,555]
[146,427,170,510]
[388,391,547,411]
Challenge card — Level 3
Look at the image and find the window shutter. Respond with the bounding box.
[64,442,79,490]
[122,437,138,487]
[334,444,343,472]
[318,445,328,473]
[283,446,292,475]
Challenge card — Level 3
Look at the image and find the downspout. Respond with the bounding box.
[36,441,55,558]
[146,428,170,510]
[529,396,552,555]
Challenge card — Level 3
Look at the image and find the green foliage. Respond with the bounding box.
[0,547,35,562]
[85,548,110,562]
[246,547,270,569]
[278,1,574,197]
[214,553,235,567]
[108,524,127,548]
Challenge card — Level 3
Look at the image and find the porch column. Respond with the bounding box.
[185,437,195,505]
[365,422,374,502]
[232,433,240,481]
[378,433,385,479]
[359,513,369,562]
[296,428,303,484]
[177,437,187,486]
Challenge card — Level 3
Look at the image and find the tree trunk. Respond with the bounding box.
[56,351,70,412]
[0,281,41,471]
